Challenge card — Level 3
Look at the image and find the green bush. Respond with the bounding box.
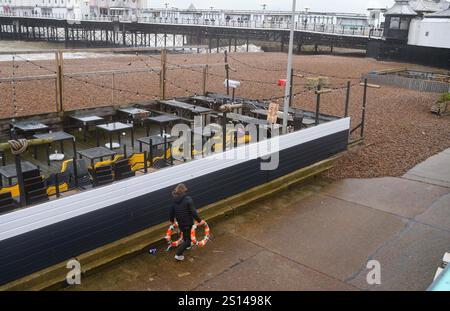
[437,92,450,103]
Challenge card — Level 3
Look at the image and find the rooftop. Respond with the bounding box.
[385,0,418,16]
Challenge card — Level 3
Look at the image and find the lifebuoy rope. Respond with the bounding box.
[8,139,28,155]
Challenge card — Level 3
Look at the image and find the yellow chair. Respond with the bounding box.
[0,184,20,198]
[47,183,69,196]
[94,154,124,169]
[43,160,74,196]
[129,153,147,171]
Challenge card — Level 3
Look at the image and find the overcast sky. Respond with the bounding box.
[149,0,395,14]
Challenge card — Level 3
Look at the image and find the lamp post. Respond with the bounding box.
[282,0,297,134]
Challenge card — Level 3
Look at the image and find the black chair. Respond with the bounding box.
[44,172,69,196]
[90,165,114,187]
[66,159,91,188]
[153,159,170,169]
[113,158,135,181]
[22,169,49,205]
[0,192,17,214]
[293,111,304,131]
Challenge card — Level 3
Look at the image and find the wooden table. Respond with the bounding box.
[10,120,49,138]
[159,100,213,126]
[137,135,175,165]
[33,131,76,166]
[96,122,134,150]
[146,115,182,137]
[117,107,151,122]
[77,147,117,167]
[0,161,38,187]
[69,115,105,142]
[218,112,271,126]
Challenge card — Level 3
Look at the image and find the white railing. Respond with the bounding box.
[0,12,384,38]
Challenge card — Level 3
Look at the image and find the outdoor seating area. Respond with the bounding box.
[0,93,341,214]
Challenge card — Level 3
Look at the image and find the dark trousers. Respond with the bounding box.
[176,228,192,256]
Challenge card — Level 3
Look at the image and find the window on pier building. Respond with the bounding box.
[399,18,410,30]
[389,17,410,30]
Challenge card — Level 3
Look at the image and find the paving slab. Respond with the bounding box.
[348,222,450,291]
[64,149,450,291]
[403,148,450,188]
[234,193,408,281]
[322,177,449,219]
[415,193,450,232]
[196,250,358,291]
[70,232,263,291]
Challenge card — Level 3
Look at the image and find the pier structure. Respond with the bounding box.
[0,13,379,52]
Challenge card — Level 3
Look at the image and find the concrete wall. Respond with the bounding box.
[408,18,450,49]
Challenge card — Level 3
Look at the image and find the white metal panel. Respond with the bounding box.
[408,18,450,49]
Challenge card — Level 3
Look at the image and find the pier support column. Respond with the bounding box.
[297,42,302,54]
[122,25,126,46]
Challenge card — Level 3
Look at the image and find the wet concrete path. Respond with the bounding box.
[68,149,450,291]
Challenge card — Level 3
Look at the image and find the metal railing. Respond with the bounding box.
[0,12,384,38]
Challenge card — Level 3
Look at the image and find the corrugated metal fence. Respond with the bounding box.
[365,73,450,93]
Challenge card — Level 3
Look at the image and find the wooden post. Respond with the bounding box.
[58,51,64,112]
[344,81,351,117]
[55,52,61,112]
[14,153,26,206]
[224,50,230,95]
[160,49,167,100]
[289,68,294,107]
[315,85,322,126]
[222,111,227,152]
[202,65,208,95]
[111,73,115,105]
[361,78,368,139]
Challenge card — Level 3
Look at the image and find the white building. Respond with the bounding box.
[382,0,450,48]
[0,0,144,19]
[141,6,369,27]
[408,7,450,48]
[367,0,388,28]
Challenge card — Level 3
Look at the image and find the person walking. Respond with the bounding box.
[169,183,204,261]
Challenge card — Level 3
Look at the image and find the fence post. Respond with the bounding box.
[55,52,64,113]
[111,72,115,105]
[289,68,294,107]
[15,153,26,206]
[361,78,368,139]
[344,81,351,117]
[143,151,148,174]
[222,111,227,152]
[202,65,208,96]
[224,50,230,95]
[160,49,167,100]
[55,174,60,198]
[315,84,322,126]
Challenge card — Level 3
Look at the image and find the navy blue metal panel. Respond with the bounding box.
[0,130,348,285]
[268,130,348,181]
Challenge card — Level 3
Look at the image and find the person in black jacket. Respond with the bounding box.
[169,183,204,261]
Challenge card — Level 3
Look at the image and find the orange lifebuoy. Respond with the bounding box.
[165,222,183,248]
[191,221,211,248]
